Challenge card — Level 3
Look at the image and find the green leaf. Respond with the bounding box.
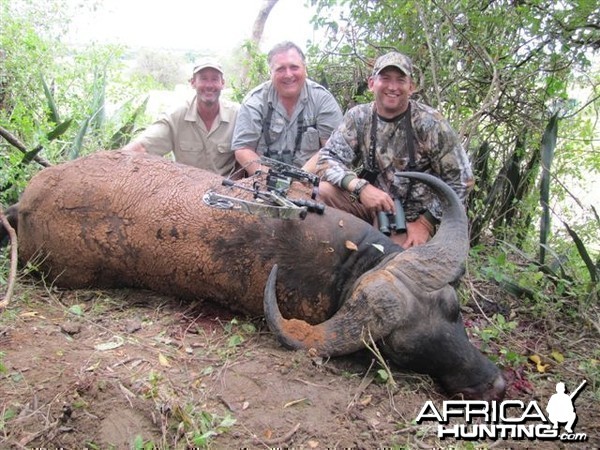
[19,146,44,165]
[109,123,135,150]
[132,435,144,450]
[70,116,90,160]
[241,323,256,333]
[109,96,149,149]
[89,65,107,132]
[1,408,17,429]
[551,350,565,363]
[68,304,84,316]
[218,415,237,429]
[562,221,598,283]
[193,430,217,446]
[376,369,389,382]
[227,334,243,348]
[40,73,60,123]
[46,118,73,141]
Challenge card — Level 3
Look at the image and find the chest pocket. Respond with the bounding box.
[262,116,285,150]
[180,140,202,152]
[300,127,319,151]
[294,126,320,167]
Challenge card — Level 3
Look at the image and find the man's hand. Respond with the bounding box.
[121,141,147,153]
[403,215,434,248]
[301,152,319,174]
[356,184,395,213]
[235,148,268,176]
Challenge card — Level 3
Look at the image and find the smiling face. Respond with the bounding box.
[368,66,415,118]
[191,68,224,106]
[269,48,307,103]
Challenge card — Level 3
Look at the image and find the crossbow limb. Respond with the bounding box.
[203,189,309,220]
[202,157,325,220]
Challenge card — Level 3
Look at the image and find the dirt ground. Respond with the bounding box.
[0,276,598,449]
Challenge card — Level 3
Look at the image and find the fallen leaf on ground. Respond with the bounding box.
[284,398,308,408]
[94,336,124,351]
[551,350,564,363]
[68,304,84,316]
[20,311,42,318]
[529,354,549,373]
[85,361,100,372]
[158,353,171,367]
[359,394,372,406]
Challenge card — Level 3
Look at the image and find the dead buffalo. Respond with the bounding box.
[1,150,505,400]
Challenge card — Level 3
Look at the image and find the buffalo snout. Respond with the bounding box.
[381,285,506,401]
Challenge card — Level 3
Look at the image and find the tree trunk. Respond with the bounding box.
[240,0,279,81]
[251,0,279,45]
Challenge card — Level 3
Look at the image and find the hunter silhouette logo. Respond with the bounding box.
[415,379,588,442]
[546,380,586,434]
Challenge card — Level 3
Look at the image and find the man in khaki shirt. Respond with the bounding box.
[123,59,240,176]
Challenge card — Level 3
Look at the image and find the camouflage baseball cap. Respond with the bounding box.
[372,52,413,77]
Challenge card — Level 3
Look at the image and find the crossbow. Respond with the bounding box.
[203,156,326,220]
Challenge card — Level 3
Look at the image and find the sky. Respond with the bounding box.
[66,0,322,54]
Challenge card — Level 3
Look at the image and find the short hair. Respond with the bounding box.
[267,41,306,67]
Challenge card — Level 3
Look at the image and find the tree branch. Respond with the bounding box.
[0,125,51,168]
[0,212,18,309]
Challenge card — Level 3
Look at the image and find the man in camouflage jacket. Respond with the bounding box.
[315,51,474,248]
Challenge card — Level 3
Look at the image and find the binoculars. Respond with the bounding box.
[378,199,406,235]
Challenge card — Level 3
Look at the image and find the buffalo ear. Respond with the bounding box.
[437,285,460,322]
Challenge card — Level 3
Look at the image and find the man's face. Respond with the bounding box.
[191,68,224,106]
[270,48,307,101]
[368,67,414,118]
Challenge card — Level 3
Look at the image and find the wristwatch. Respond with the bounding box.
[352,179,369,198]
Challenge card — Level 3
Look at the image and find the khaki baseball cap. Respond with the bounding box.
[192,59,223,75]
[372,52,413,77]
